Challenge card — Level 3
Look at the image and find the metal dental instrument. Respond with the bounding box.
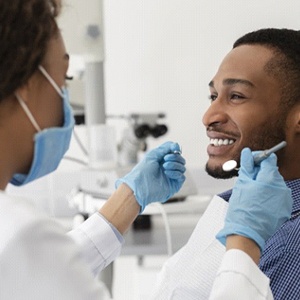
[173,150,182,155]
[173,146,182,155]
[222,141,287,172]
[253,141,287,164]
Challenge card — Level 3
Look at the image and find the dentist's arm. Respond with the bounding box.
[210,148,292,300]
[226,235,260,264]
[217,148,292,252]
[100,141,186,233]
[69,141,186,275]
[99,183,139,234]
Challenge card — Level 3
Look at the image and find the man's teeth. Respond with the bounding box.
[210,138,234,146]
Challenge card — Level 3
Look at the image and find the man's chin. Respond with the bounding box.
[205,163,238,179]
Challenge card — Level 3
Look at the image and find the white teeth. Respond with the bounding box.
[210,138,235,146]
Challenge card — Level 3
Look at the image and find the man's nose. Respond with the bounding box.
[202,99,228,128]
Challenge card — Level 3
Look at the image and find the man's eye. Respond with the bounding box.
[231,93,244,100]
[208,94,217,101]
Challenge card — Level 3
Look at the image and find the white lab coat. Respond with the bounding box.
[149,195,274,299]
[0,191,273,299]
[0,192,122,300]
[210,249,273,300]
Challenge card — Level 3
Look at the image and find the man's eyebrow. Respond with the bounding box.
[208,78,255,88]
[223,78,254,87]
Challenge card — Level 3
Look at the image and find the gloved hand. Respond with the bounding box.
[216,147,292,251]
[115,141,186,212]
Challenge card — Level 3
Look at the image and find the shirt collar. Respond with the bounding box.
[286,179,300,214]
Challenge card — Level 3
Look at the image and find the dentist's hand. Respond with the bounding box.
[216,148,292,251]
[115,141,186,212]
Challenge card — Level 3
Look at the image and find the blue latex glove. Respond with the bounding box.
[216,148,292,251]
[115,141,186,212]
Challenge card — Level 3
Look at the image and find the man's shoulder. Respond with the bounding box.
[262,216,300,261]
[283,216,300,249]
[259,215,300,298]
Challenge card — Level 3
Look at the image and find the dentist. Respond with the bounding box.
[0,1,185,299]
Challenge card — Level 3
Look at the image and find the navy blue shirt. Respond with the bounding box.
[219,179,300,300]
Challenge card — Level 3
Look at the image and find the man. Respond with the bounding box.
[150,28,300,299]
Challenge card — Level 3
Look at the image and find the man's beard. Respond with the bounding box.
[205,163,238,179]
[205,117,286,179]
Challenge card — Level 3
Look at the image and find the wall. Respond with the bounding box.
[58,0,300,169]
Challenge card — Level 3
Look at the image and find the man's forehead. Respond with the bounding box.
[210,45,275,87]
[221,45,274,70]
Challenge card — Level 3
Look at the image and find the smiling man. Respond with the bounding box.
[150,28,300,300]
[203,41,296,181]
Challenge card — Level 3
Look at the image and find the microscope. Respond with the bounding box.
[117,113,168,167]
[72,112,169,199]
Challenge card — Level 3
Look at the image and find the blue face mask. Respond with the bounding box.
[10,66,75,186]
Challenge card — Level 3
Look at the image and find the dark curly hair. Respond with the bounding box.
[233,28,300,109]
[0,0,61,101]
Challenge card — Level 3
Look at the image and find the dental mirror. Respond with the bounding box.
[222,160,238,172]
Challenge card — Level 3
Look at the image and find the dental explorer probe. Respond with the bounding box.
[222,141,287,172]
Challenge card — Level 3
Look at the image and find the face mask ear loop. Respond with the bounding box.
[15,93,41,133]
[38,65,64,98]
